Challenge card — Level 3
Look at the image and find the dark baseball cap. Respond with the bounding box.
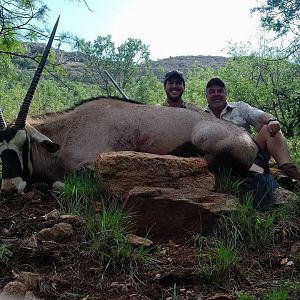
[206,78,226,88]
[164,70,185,86]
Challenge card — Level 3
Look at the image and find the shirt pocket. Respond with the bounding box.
[226,113,247,128]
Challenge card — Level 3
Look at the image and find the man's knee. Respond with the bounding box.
[258,125,286,145]
[256,125,269,151]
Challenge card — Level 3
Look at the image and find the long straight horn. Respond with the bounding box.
[15,16,60,129]
[0,108,7,130]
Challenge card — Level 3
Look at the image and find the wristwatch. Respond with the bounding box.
[266,118,278,125]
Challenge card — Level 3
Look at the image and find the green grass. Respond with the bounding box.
[214,167,244,196]
[215,171,299,252]
[262,288,289,300]
[236,295,256,300]
[63,168,102,197]
[55,168,105,217]
[288,137,300,168]
[196,238,240,283]
[262,281,300,300]
[0,244,12,263]
[54,167,157,275]
[216,193,277,251]
[85,199,157,274]
[57,169,157,273]
[172,283,177,300]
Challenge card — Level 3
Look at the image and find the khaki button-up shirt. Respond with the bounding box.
[204,101,266,132]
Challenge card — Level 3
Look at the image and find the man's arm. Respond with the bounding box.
[258,112,280,137]
[257,112,276,129]
[238,102,280,136]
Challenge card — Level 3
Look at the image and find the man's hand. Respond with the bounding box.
[267,119,280,137]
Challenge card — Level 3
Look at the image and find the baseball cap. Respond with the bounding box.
[164,70,185,86]
[206,78,226,88]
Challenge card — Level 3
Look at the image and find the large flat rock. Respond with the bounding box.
[95,151,215,198]
[94,151,237,237]
[124,186,237,238]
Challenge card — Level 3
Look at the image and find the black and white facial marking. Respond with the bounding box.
[0,125,60,193]
[0,127,32,193]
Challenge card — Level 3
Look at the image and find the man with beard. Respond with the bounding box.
[162,70,202,112]
[204,77,300,185]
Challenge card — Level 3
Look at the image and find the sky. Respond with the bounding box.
[46,0,266,60]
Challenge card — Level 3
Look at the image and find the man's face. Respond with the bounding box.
[206,84,227,111]
[164,76,185,101]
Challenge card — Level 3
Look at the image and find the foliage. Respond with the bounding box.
[129,66,165,104]
[77,35,150,98]
[0,55,101,123]
[196,238,240,283]
[85,199,156,273]
[263,288,289,300]
[56,168,104,217]
[214,168,245,196]
[252,0,300,59]
[287,137,300,167]
[184,65,214,107]
[0,244,12,263]
[216,193,277,251]
[0,0,47,51]
[0,0,84,53]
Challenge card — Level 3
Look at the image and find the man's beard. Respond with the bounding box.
[167,90,184,101]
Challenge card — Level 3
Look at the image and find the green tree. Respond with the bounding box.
[252,0,300,58]
[219,55,300,137]
[0,0,99,122]
[184,65,215,107]
[0,0,85,55]
[128,66,164,104]
[77,35,150,98]
[0,0,46,52]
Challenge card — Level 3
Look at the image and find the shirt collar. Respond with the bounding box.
[164,100,186,108]
[204,102,235,113]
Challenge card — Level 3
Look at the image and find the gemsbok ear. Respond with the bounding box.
[26,125,60,153]
[15,16,60,129]
[41,140,60,153]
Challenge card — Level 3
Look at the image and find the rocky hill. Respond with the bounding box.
[150,55,228,76]
[20,43,229,80]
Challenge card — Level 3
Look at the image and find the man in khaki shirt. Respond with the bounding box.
[204,77,300,184]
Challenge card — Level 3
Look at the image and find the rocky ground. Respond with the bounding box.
[0,185,300,300]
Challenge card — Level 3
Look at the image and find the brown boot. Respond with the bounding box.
[279,163,300,181]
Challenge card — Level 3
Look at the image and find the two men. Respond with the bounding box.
[162,70,300,184]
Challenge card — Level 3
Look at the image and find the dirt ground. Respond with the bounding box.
[0,188,300,300]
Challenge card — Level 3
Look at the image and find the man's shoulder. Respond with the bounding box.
[228,101,254,111]
[227,101,240,108]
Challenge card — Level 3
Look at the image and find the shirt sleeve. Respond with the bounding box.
[237,101,264,131]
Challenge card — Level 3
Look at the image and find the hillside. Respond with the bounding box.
[21,43,229,80]
[150,55,228,76]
